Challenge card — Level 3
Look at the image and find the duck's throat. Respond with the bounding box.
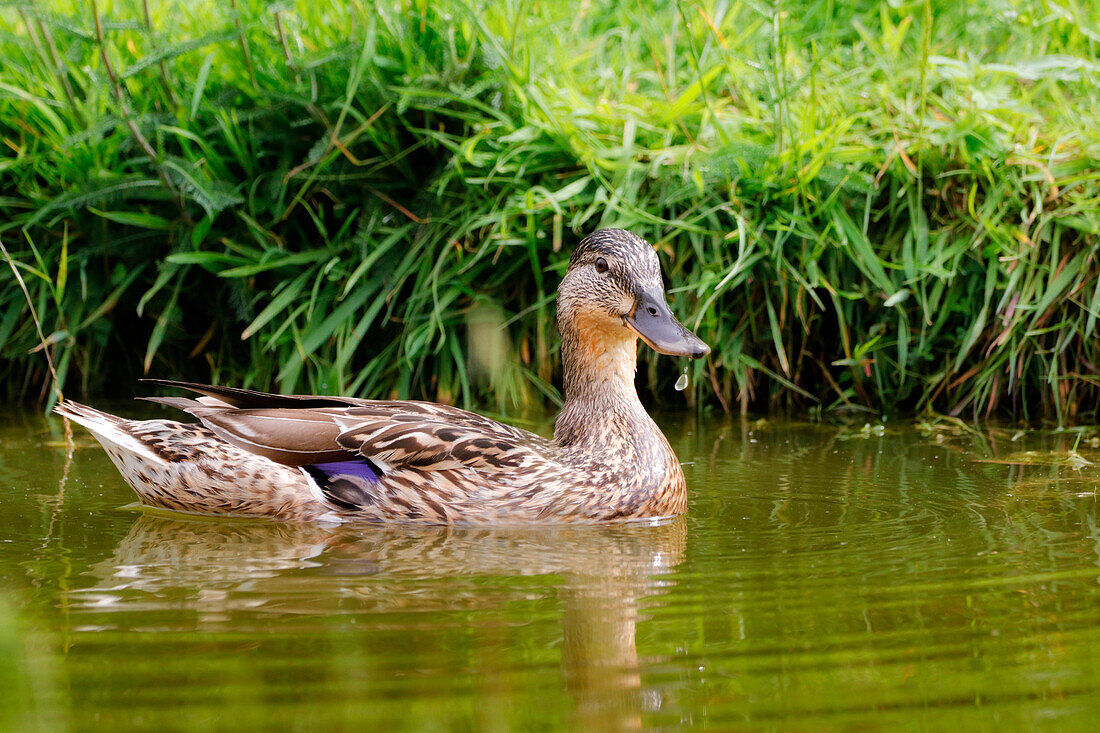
[554,319,648,446]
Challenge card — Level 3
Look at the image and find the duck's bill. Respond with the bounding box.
[623,288,711,359]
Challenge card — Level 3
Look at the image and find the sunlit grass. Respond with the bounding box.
[0,0,1097,423]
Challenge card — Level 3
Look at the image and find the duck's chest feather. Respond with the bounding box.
[544,405,686,521]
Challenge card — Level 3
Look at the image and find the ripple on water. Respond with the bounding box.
[3,414,1100,730]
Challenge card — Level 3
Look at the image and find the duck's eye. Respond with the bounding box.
[595,257,609,273]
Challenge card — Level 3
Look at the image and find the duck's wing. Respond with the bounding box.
[144,381,544,465]
[144,382,552,517]
[322,403,553,518]
[144,400,355,465]
[332,402,547,471]
[141,379,383,465]
[169,401,547,470]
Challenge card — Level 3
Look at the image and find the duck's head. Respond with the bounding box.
[557,229,710,360]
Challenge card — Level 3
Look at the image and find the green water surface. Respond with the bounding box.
[3,409,1100,731]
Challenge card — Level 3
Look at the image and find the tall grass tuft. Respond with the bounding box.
[1,0,1098,423]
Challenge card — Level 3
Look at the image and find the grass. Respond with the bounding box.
[0,0,1098,423]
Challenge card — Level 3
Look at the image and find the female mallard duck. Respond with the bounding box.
[57,229,709,524]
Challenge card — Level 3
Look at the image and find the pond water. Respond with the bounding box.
[3,407,1100,731]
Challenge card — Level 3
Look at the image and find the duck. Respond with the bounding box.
[56,228,710,525]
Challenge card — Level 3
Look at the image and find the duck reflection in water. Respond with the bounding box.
[75,513,686,730]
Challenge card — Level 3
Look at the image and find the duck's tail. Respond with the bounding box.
[55,401,167,465]
[55,401,333,522]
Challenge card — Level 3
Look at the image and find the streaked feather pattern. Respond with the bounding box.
[56,229,707,525]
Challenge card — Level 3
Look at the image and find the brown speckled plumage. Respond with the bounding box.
[56,229,710,525]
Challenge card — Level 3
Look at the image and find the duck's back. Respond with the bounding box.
[58,398,667,524]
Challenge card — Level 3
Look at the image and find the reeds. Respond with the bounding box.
[1,0,1098,422]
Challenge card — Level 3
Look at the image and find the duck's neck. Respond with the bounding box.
[553,316,651,447]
